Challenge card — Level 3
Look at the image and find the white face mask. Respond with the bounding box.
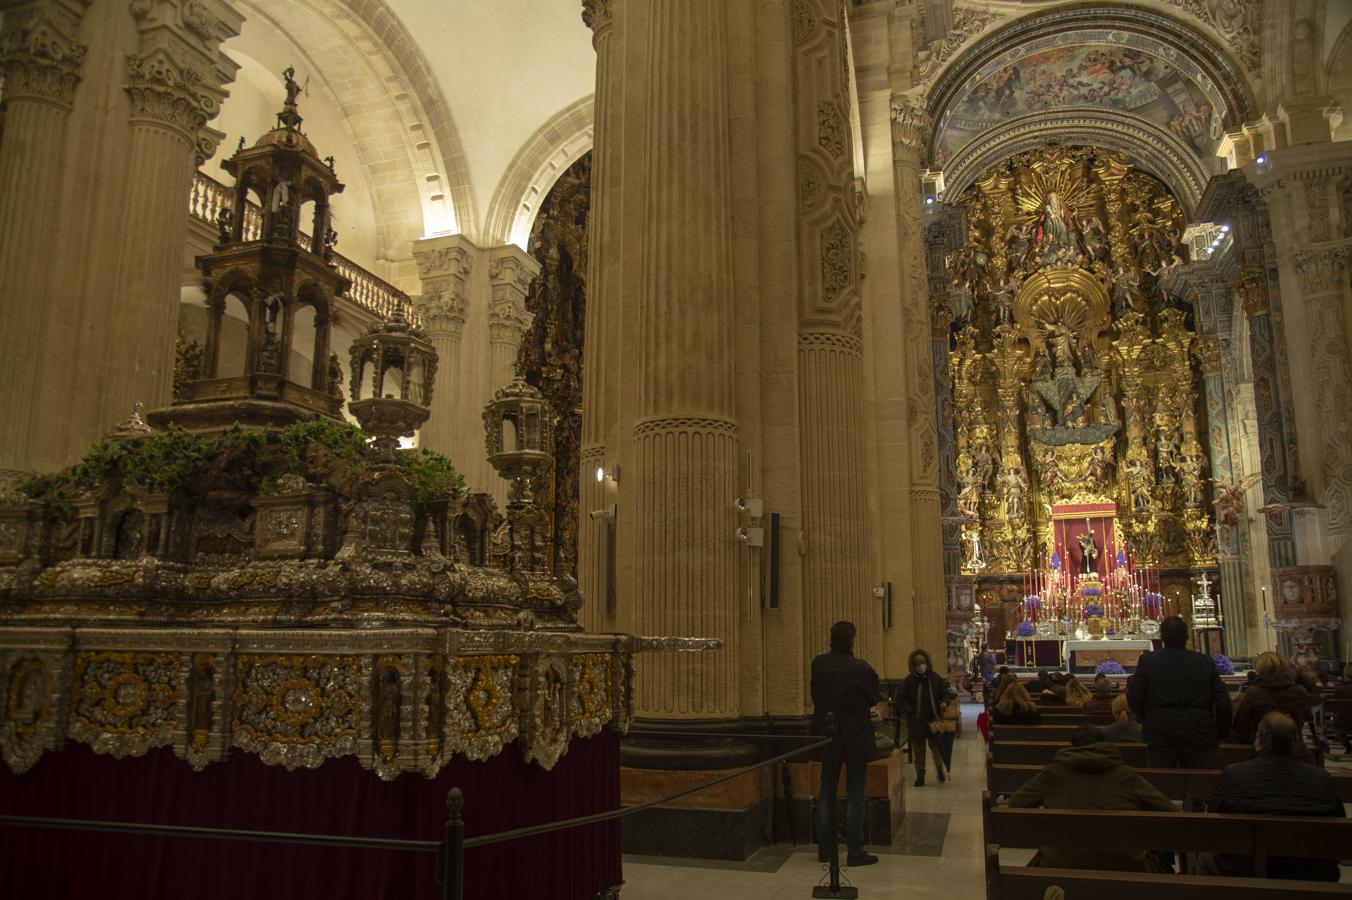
[916,663,928,674]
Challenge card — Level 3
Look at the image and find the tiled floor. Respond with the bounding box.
[621,705,997,898]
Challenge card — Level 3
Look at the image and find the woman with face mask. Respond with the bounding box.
[893,649,956,786]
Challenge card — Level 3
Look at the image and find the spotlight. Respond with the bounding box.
[1220,224,1230,233]
[1256,155,1266,164]
[925,196,935,205]
[595,466,605,483]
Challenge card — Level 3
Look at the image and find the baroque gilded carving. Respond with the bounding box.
[0,0,88,109]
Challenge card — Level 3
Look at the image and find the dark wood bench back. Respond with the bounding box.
[991,724,1080,742]
[989,740,1252,768]
[1324,697,1352,716]
[986,761,1352,803]
[984,850,1352,900]
[982,791,1352,861]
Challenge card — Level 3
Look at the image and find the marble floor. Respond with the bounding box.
[620,705,999,899]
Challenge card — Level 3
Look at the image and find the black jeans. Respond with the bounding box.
[1146,743,1214,768]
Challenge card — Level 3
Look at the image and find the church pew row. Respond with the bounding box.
[985,759,1352,804]
[984,852,1352,900]
[990,740,1253,768]
[991,724,1083,742]
[981,791,1352,898]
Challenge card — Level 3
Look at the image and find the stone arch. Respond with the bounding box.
[940,108,1210,217]
[484,96,595,249]
[231,0,476,264]
[924,4,1258,177]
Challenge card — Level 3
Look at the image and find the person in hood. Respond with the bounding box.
[810,621,881,867]
[1229,652,1317,763]
[893,648,954,787]
[1009,725,1176,871]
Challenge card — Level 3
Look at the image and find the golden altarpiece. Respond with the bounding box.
[944,148,1218,633]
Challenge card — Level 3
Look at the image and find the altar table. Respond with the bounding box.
[1067,639,1154,671]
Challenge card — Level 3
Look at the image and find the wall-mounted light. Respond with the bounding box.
[595,464,620,484]
[1255,154,1267,165]
[735,496,763,517]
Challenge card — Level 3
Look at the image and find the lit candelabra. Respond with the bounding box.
[1017,547,1165,639]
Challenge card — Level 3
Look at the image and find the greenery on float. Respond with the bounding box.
[20,417,464,516]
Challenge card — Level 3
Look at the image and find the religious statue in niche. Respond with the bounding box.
[1077,530,1099,575]
[945,147,1215,574]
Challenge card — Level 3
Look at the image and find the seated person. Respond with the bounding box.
[1202,712,1345,881]
[1231,651,1317,763]
[991,682,1042,725]
[1335,663,1352,755]
[1009,725,1175,872]
[1064,674,1092,708]
[987,671,1019,709]
[1026,668,1053,695]
[1039,672,1069,704]
[1098,693,1143,743]
[1082,680,1114,719]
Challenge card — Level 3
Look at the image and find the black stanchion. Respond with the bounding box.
[813,716,858,899]
[442,787,464,900]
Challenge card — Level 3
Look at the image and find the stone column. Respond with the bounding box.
[792,2,876,673]
[891,96,946,660]
[1195,331,1251,653]
[579,0,617,634]
[412,234,475,460]
[484,245,539,508]
[0,0,88,476]
[629,0,740,719]
[485,246,539,394]
[97,5,241,428]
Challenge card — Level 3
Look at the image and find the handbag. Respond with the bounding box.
[927,679,957,734]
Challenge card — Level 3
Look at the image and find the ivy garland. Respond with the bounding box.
[20,417,464,517]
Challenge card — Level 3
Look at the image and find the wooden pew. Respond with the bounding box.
[990,740,1252,768]
[986,760,1352,804]
[982,792,1352,897]
[985,851,1352,899]
[991,724,1080,742]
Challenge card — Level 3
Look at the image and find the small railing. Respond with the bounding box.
[188,171,417,324]
[0,733,844,900]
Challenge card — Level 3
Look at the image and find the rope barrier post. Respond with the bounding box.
[813,722,858,899]
[443,788,464,900]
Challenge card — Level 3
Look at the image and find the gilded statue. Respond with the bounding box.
[999,466,1027,520]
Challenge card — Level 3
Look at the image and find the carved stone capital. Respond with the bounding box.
[486,245,541,297]
[125,1,242,141]
[412,289,468,336]
[1230,265,1268,318]
[1291,245,1350,296]
[0,0,90,110]
[1193,334,1223,376]
[890,94,930,160]
[580,0,612,38]
[488,295,533,346]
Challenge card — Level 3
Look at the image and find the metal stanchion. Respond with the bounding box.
[813,716,858,899]
[442,787,464,900]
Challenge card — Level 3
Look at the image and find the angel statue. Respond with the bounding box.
[1211,473,1261,527]
[1042,320,1079,372]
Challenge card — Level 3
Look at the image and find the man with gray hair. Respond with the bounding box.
[1204,711,1345,881]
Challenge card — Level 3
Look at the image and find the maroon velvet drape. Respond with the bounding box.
[0,732,620,900]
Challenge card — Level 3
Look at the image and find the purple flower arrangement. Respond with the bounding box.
[1084,603,1104,619]
[1211,652,1235,675]
[1080,586,1104,597]
[1024,595,1041,609]
[1015,621,1036,637]
[1094,660,1126,675]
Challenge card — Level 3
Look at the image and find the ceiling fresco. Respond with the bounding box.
[933,34,1228,170]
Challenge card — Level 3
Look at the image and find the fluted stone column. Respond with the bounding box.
[1252,141,1352,653]
[891,96,946,660]
[792,2,876,675]
[579,0,617,634]
[97,5,241,430]
[412,234,475,462]
[628,0,740,719]
[0,0,88,476]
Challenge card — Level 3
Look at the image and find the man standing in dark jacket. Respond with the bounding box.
[1205,712,1344,881]
[810,621,880,867]
[1127,616,1232,767]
